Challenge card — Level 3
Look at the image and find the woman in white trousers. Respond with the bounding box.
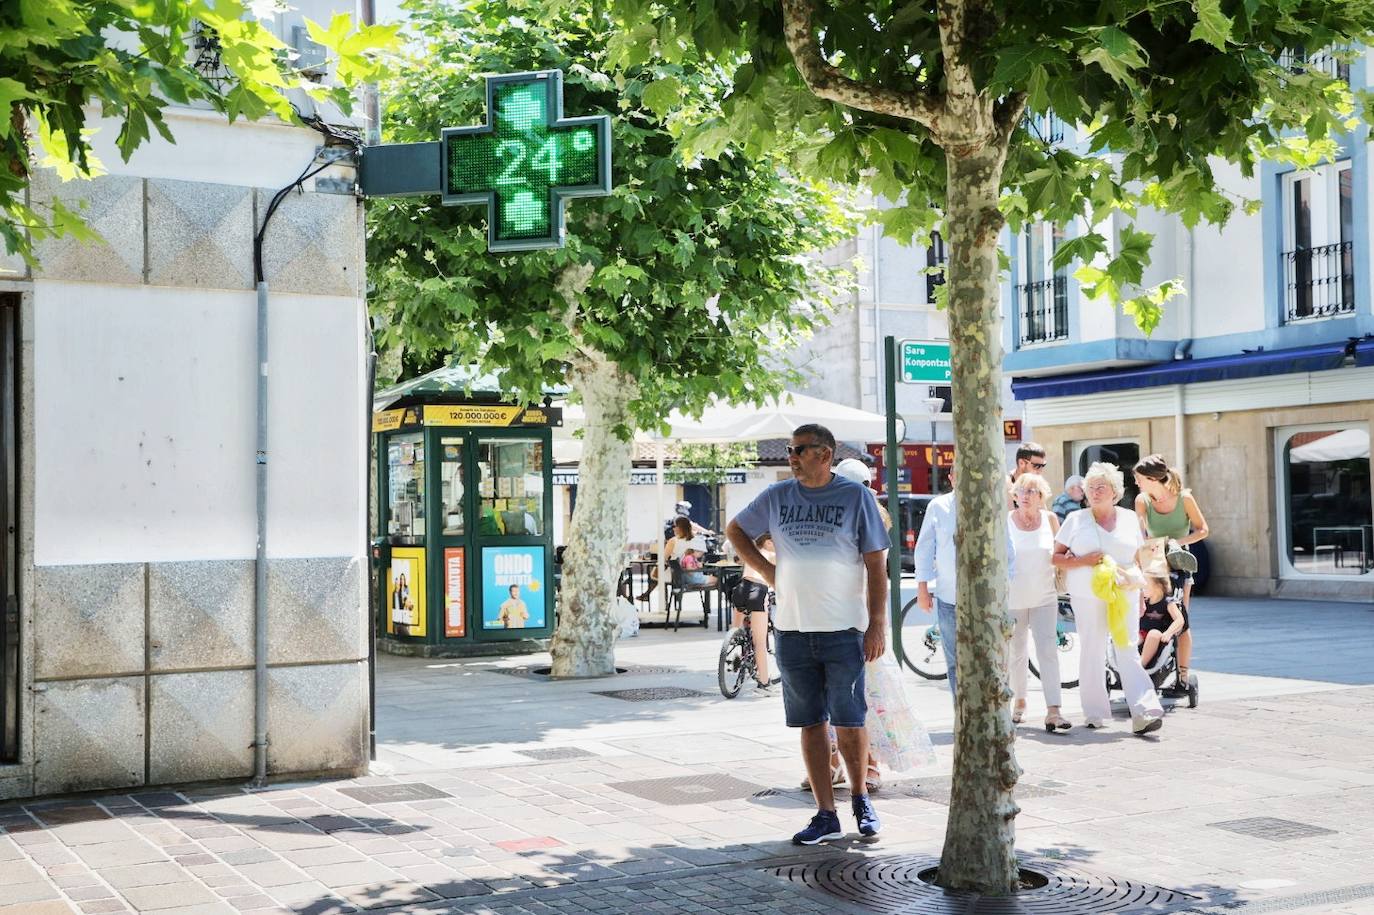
[1052,462,1164,735]
[1007,473,1071,732]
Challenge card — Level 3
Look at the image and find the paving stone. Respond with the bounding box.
[330,882,439,909]
[233,860,308,888]
[117,882,220,910]
[76,841,169,868]
[0,857,46,885]
[101,861,192,889]
[0,902,77,915]
[220,850,279,866]
[78,903,131,915]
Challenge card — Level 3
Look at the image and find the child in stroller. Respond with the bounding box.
[1106,573,1200,708]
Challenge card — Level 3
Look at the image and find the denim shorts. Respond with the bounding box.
[775,629,867,728]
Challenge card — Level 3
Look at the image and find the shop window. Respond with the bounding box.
[440,436,465,536]
[385,431,426,543]
[477,439,546,536]
[1073,440,1140,509]
[1278,425,1372,577]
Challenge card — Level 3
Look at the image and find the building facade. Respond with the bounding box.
[0,6,371,796]
[1004,58,1374,601]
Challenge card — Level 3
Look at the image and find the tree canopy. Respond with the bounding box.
[1,0,396,263]
[613,0,1373,327]
[367,0,856,426]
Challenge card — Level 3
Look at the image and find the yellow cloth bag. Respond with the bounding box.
[1090,555,1132,649]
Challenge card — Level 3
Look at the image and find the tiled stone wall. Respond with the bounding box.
[12,169,369,798]
[30,557,367,795]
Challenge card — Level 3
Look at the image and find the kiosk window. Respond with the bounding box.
[440,437,465,536]
[386,431,426,543]
[477,439,545,536]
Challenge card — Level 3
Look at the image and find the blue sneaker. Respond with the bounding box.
[852,794,881,837]
[792,809,843,845]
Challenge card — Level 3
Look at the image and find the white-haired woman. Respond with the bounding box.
[1008,473,1070,732]
[1052,462,1164,734]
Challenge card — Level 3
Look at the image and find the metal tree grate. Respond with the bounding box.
[1206,817,1337,841]
[609,774,764,806]
[517,747,597,761]
[768,852,1200,914]
[336,783,451,805]
[593,686,709,702]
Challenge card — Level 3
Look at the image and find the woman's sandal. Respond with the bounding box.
[865,766,883,794]
[1044,714,1073,732]
[1012,701,1026,725]
[800,762,847,792]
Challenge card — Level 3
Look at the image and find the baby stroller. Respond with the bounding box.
[1105,580,1199,708]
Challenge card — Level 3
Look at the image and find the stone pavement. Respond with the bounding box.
[2,595,1374,915]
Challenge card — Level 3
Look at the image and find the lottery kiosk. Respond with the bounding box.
[374,382,559,656]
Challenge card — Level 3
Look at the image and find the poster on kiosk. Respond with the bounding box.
[482,546,546,630]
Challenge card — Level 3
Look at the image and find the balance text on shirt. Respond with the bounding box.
[734,475,889,633]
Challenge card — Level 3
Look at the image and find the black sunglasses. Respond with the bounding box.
[786,443,825,456]
[1030,461,1047,470]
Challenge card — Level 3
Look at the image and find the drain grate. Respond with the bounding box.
[594,686,709,702]
[336,783,451,805]
[516,747,597,761]
[768,852,1200,914]
[1207,817,1336,841]
[891,775,1064,806]
[609,774,763,806]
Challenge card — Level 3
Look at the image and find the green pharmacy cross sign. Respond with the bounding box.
[360,70,612,252]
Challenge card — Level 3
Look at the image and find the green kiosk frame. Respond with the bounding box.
[374,399,559,655]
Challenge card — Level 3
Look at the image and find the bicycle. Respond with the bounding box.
[893,593,1080,689]
[717,602,779,698]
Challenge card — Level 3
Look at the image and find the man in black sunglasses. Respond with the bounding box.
[1008,441,1048,509]
[727,423,889,846]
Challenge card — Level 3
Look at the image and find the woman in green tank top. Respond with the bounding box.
[1133,454,1210,688]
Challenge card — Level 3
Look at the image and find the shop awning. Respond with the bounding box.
[1012,340,1357,400]
[1356,337,1374,368]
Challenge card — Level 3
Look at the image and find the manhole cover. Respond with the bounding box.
[336,783,451,805]
[891,775,1063,806]
[609,774,763,805]
[594,687,709,701]
[1207,817,1336,840]
[516,747,597,761]
[748,788,812,809]
[768,852,1200,913]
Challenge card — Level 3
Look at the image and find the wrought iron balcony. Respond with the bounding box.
[1016,276,1069,345]
[1279,47,1352,82]
[1025,112,1065,144]
[1283,242,1355,322]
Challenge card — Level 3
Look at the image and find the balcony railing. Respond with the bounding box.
[1279,47,1352,82]
[1283,242,1355,322]
[1025,112,1065,144]
[1017,276,1069,345]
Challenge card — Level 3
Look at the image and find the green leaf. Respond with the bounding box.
[1081,27,1147,84]
[1190,0,1233,49]
[641,76,683,117]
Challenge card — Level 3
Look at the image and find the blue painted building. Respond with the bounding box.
[1007,53,1374,601]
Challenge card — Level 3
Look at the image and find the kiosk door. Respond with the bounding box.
[381,430,428,638]
[473,434,553,638]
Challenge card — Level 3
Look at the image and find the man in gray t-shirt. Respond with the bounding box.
[727,423,888,846]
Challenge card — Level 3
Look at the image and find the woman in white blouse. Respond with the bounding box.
[1007,473,1070,732]
[1051,462,1164,735]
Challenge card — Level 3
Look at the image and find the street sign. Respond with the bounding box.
[900,340,952,384]
[360,70,612,252]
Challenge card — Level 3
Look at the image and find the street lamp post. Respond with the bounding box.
[923,393,944,493]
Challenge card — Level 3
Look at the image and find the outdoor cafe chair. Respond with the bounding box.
[667,558,713,631]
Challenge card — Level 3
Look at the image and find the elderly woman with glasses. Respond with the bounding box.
[1052,462,1165,735]
[1007,473,1070,732]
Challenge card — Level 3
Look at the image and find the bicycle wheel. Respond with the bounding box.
[717,628,750,698]
[1029,598,1080,689]
[895,595,949,680]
